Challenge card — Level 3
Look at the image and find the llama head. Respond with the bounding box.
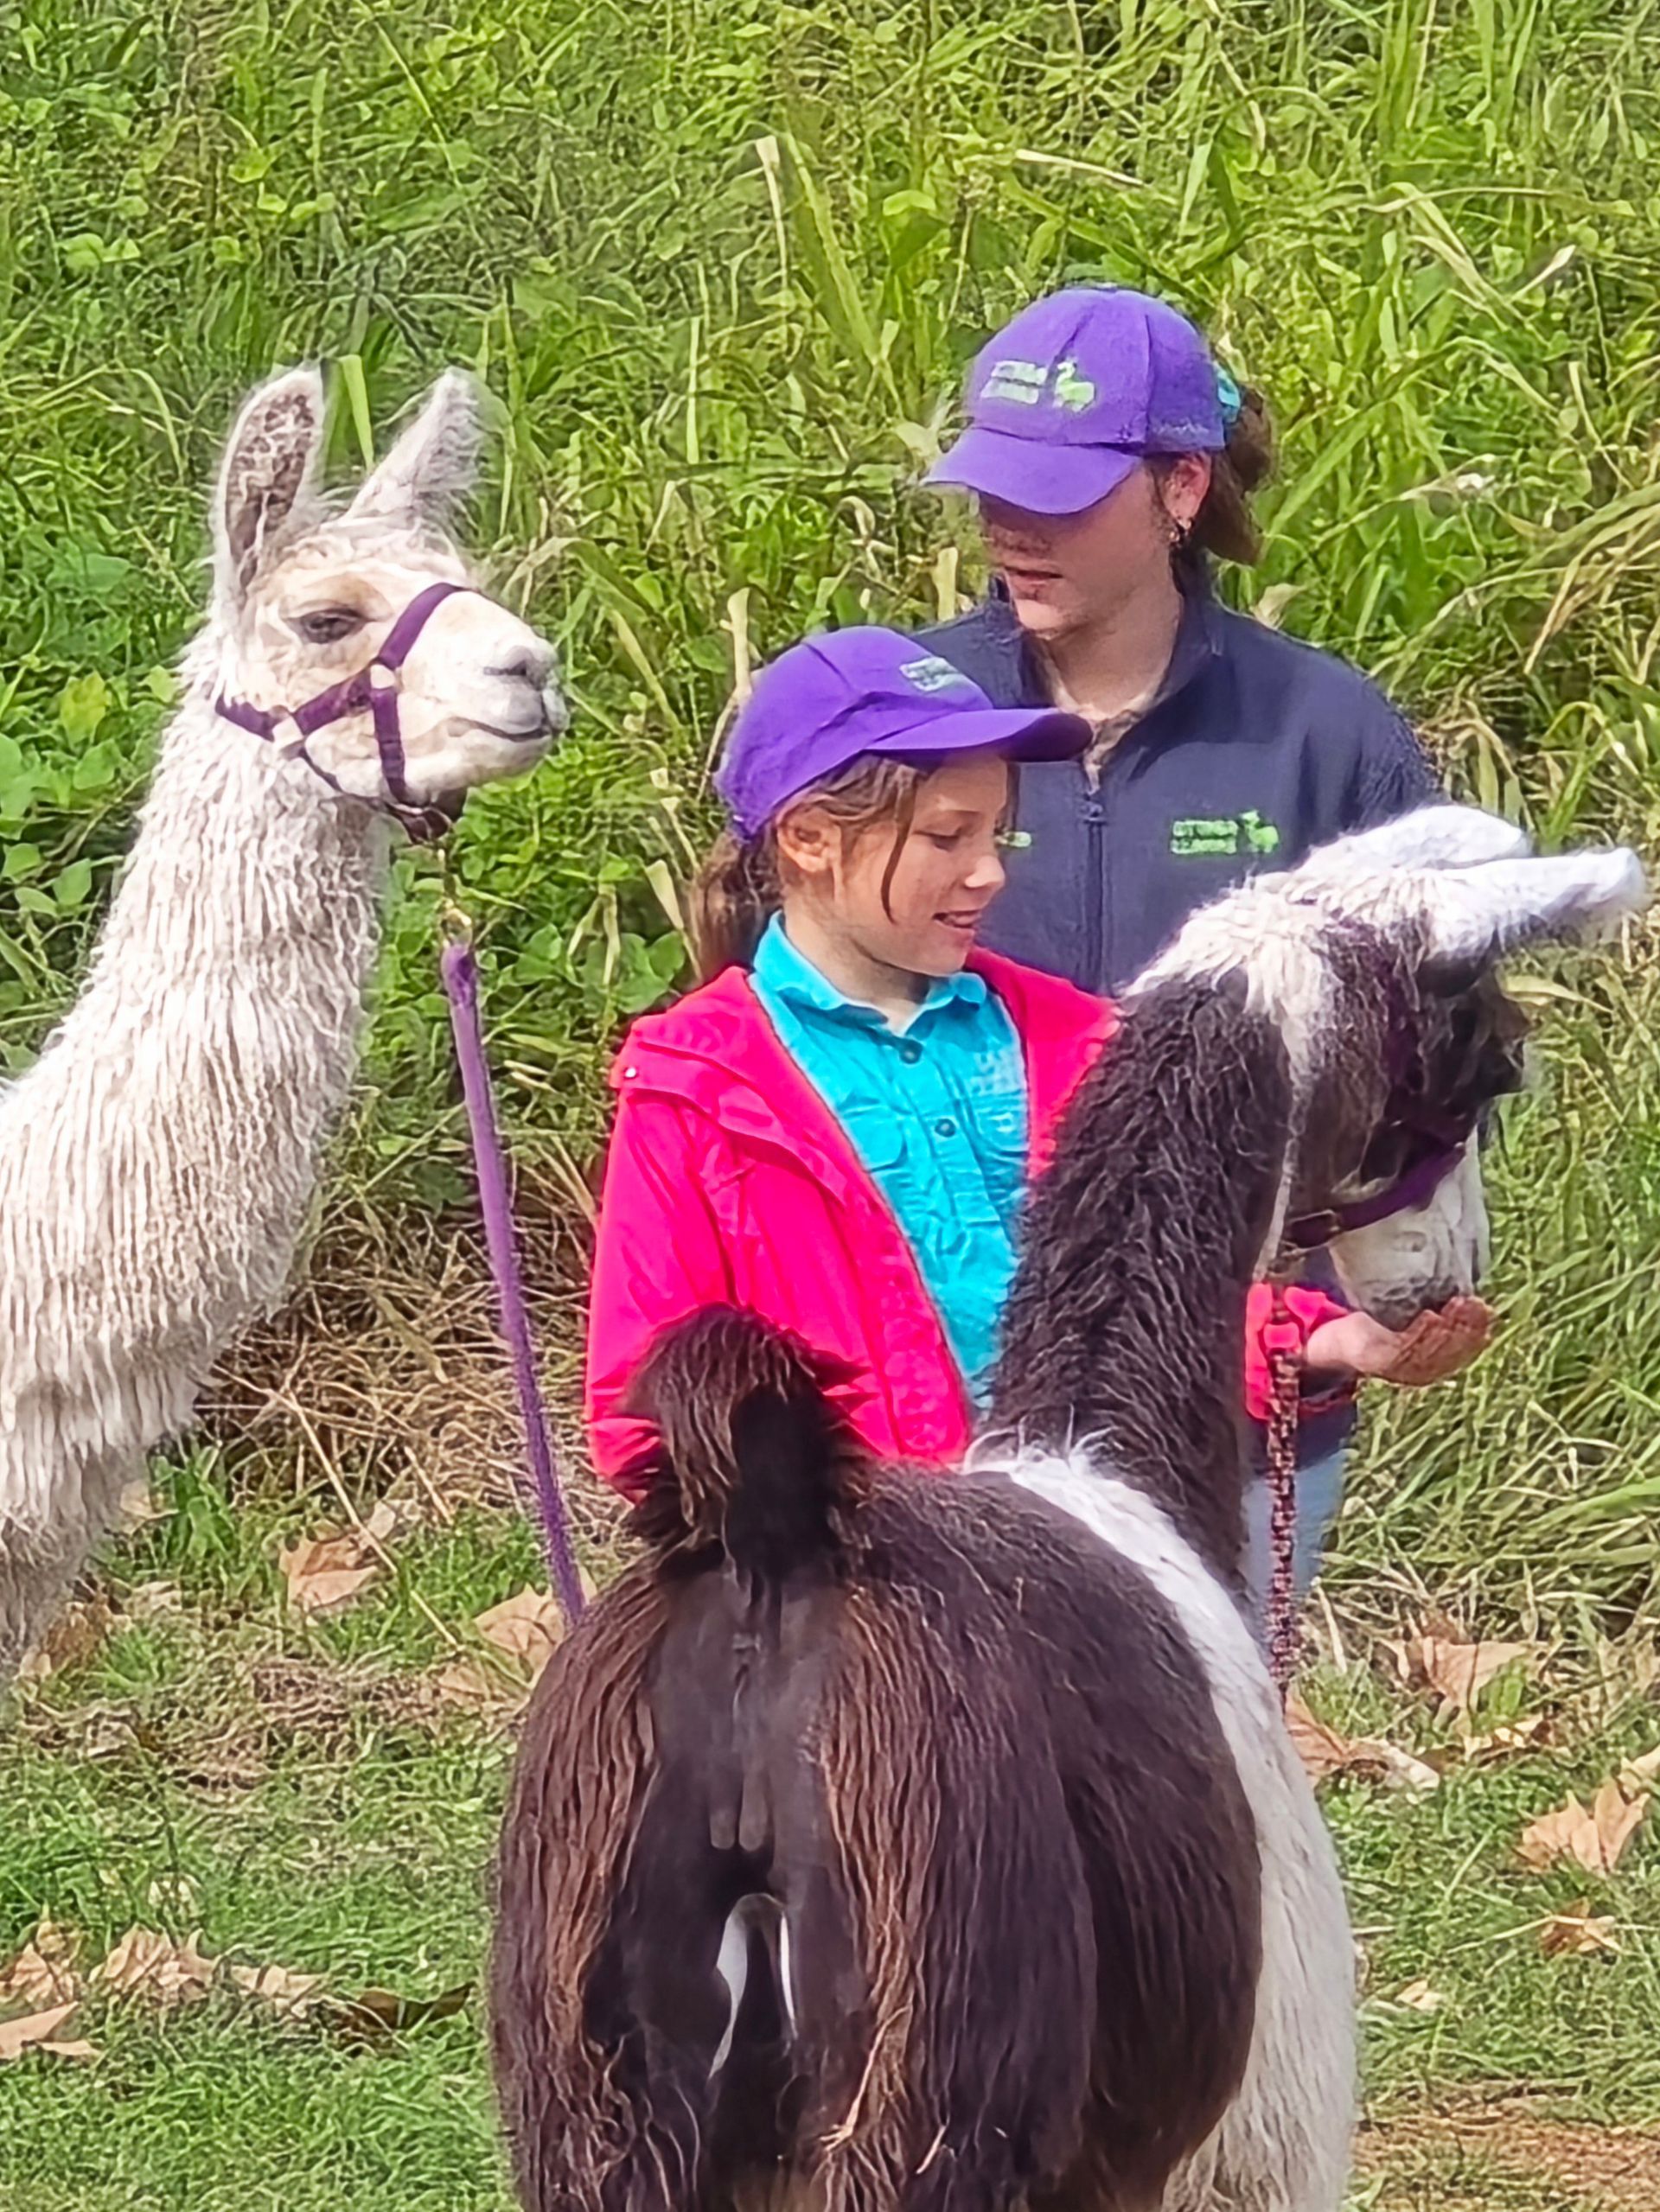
[1136,804,1647,1325]
[208,367,562,819]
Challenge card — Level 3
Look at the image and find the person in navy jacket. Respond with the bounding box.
[916,284,1477,1616]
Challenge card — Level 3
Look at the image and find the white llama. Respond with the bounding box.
[0,365,563,1681]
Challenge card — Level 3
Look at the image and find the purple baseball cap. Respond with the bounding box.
[925,286,1232,518]
[715,626,1088,840]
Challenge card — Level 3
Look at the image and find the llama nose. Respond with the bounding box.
[490,641,558,692]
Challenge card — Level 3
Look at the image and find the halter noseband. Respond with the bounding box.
[214,579,476,841]
[1279,919,1477,1257]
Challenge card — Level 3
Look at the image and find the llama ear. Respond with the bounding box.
[346,369,482,528]
[1421,848,1648,966]
[1294,805,1532,885]
[213,366,328,608]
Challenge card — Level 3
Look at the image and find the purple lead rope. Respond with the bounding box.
[441,936,587,1627]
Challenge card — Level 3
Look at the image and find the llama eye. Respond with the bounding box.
[295,609,364,646]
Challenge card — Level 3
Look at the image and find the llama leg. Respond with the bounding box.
[0,1519,91,1685]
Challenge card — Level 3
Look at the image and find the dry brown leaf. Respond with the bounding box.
[1394,1978,1446,2014]
[117,1480,169,1531]
[432,1658,527,1724]
[1540,1903,1621,1958]
[277,1499,414,1616]
[18,1596,112,1684]
[474,1590,565,1680]
[0,2003,99,2063]
[0,1921,80,2010]
[1386,1624,1536,1716]
[278,1531,380,1618]
[1618,1746,1660,1795]
[325,1981,471,2047]
[94,1927,217,2007]
[1460,1717,1554,1766]
[1517,1780,1649,1877]
[230,1961,325,2018]
[1285,1693,1439,1794]
[123,1580,183,1622]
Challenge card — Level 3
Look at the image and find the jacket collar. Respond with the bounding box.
[615,952,1113,1192]
[985,573,1222,724]
[752,915,989,1030]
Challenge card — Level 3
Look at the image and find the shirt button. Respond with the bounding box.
[935,1116,957,1138]
[899,1040,923,1064]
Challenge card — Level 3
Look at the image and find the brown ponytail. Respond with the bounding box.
[1194,383,1274,564]
[688,755,931,984]
[1149,380,1275,577]
[688,828,782,982]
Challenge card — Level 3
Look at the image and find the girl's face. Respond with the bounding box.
[777,751,1012,981]
[977,453,1210,642]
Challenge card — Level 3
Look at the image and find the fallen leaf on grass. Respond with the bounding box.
[18,1596,112,1684]
[325,1982,471,2048]
[1385,1623,1536,1717]
[123,1581,183,1622]
[0,1922,80,2010]
[1285,1694,1440,1794]
[278,1501,414,1616]
[1393,1979,1446,2014]
[1619,1746,1660,1794]
[1540,1903,1621,1958]
[0,2003,99,2063]
[94,1928,217,2008]
[1459,1717,1554,1766]
[1517,1780,1648,1877]
[474,1590,565,1680]
[117,1480,169,1531]
[432,1658,527,1725]
[230,1961,325,2018]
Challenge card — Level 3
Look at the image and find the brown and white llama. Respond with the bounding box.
[0,367,561,1682]
[491,805,1644,2212]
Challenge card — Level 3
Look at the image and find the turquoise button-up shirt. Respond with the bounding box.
[750,917,1030,1395]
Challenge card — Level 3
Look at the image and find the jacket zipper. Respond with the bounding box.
[1080,761,1108,992]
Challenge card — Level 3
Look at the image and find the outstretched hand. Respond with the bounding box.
[1303,1295,1496,1389]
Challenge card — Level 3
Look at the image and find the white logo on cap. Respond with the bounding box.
[899,654,974,695]
[981,357,1048,407]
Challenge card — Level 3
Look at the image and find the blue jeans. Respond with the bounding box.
[1243,1447,1348,1633]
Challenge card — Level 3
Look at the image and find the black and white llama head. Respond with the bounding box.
[1133,805,1647,1326]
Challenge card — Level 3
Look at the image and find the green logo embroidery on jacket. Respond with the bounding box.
[1170,811,1282,858]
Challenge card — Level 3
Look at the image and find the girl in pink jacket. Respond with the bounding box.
[585,627,1484,1501]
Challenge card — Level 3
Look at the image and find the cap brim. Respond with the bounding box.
[874,703,1090,768]
[924,425,1140,516]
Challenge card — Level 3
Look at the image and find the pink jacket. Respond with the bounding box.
[585,948,1343,1492]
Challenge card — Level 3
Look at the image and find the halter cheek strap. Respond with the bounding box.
[1279,918,1478,1256]
[214,580,474,838]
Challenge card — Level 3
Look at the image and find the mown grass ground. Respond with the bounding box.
[4,1450,1660,2212]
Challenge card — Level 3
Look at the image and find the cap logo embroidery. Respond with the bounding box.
[981,357,1048,407]
[898,654,975,695]
[1053,358,1096,413]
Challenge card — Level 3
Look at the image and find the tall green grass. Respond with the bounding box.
[3,0,1659,1616]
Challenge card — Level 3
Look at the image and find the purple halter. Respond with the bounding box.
[1280,917,1476,1254]
[1280,1124,1471,1253]
[215,579,474,840]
